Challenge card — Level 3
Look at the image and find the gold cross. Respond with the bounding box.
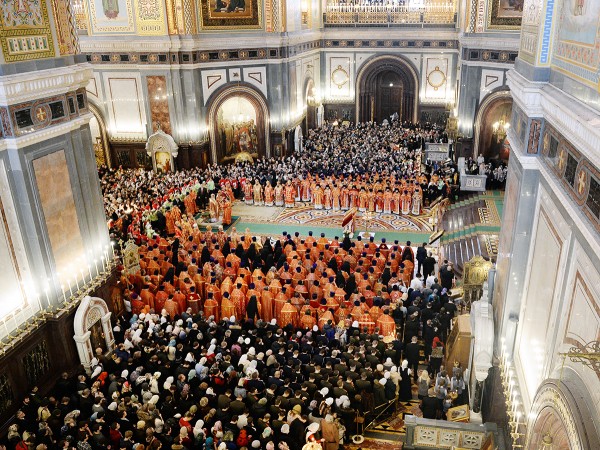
[558,149,565,170]
[35,107,47,122]
[578,170,586,195]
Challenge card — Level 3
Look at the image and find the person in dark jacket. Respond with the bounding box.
[421,388,441,419]
[405,336,421,382]
[416,242,427,276]
[423,252,436,279]
[246,295,259,322]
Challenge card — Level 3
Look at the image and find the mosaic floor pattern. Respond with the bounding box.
[345,437,403,450]
[275,205,434,232]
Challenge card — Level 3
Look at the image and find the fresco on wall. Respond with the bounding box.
[487,0,523,29]
[88,0,135,34]
[0,0,55,61]
[199,0,262,29]
[554,0,600,89]
[559,0,600,45]
[215,96,259,161]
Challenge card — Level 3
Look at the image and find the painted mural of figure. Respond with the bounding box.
[239,129,251,152]
[155,152,171,173]
[102,0,119,19]
[250,120,258,149]
[225,123,235,155]
[574,0,584,15]
[228,0,246,13]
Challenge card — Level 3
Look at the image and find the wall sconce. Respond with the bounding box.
[301,0,309,26]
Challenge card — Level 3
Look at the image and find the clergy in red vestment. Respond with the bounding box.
[300,310,317,330]
[261,286,274,322]
[203,291,219,321]
[280,300,299,328]
[221,292,236,320]
[377,309,396,338]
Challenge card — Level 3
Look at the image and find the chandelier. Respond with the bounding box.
[492,116,510,140]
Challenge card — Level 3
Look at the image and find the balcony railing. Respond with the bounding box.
[71,0,88,30]
[324,1,457,26]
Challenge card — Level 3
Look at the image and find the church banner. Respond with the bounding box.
[199,0,262,30]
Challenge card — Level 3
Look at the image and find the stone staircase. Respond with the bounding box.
[440,191,504,276]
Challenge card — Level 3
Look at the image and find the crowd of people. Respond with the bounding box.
[101,121,456,242]
[463,156,508,190]
[4,221,465,450]
[2,120,472,450]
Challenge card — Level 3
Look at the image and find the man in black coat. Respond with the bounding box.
[421,388,441,419]
[416,242,427,276]
[405,335,421,382]
[440,263,455,290]
[423,252,436,279]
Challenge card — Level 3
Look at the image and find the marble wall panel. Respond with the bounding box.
[146,75,172,134]
[103,74,147,138]
[32,150,85,286]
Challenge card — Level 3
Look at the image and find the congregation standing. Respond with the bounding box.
[4,223,464,450]
[101,120,456,243]
[2,120,468,450]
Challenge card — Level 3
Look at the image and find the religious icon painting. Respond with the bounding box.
[487,0,523,29]
[199,0,262,30]
[88,0,135,34]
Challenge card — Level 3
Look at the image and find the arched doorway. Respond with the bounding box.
[88,103,111,167]
[474,91,513,162]
[356,55,418,124]
[526,378,600,450]
[207,85,270,164]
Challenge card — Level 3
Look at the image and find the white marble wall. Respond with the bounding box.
[496,130,600,429]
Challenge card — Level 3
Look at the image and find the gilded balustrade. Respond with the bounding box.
[325,2,456,25]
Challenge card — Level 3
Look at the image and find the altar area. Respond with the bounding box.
[227,201,436,243]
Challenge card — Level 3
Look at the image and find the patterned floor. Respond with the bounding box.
[368,397,423,436]
[345,437,403,449]
[276,205,434,232]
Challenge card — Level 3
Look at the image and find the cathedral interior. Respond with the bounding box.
[1,0,600,448]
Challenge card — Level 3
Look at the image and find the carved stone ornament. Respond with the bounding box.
[73,296,114,374]
[145,127,179,173]
[526,382,582,450]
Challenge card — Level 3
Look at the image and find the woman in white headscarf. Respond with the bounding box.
[399,359,413,402]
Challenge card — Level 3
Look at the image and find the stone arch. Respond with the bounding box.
[88,102,111,167]
[355,55,419,124]
[73,296,114,374]
[207,84,270,164]
[526,377,600,450]
[473,90,512,160]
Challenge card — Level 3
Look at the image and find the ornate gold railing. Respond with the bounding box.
[325,1,456,26]
[71,0,88,30]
